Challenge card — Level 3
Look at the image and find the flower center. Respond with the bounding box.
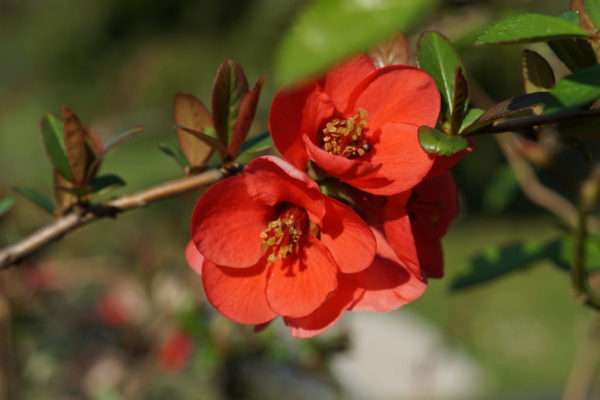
[260,205,309,263]
[320,108,371,159]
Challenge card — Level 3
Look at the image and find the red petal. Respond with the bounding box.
[349,228,426,312]
[345,123,434,195]
[269,83,335,170]
[324,55,376,112]
[202,260,276,324]
[351,65,440,129]
[284,276,362,338]
[185,241,204,276]
[383,193,422,278]
[303,135,379,178]
[411,172,459,238]
[320,197,376,273]
[191,176,273,268]
[245,156,326,223]
[414,231,444,278]
[266,239,338,318]
[428,140,474,178]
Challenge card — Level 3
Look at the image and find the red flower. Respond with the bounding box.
[269,55,440,195]
[188,156,377,331]
[158,331,194,373]
[385,172,459,278]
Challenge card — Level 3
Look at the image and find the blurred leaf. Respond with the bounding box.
[228,77,264,159]
[451,240,559,291]
[13,187,55,215]
[417,31,463,117]
[450,68,469,135]
[211,60,249,147]
[89,174,126,194]
[53,170,78,213]
[549,39,597,72]
[585,0,600,29]
[276,0,437,85]
[62,107,90,186]
[461,92,552,135]
[174,93,214,168]
[522,49,555,93]
[369,33,409,68]
[158,143,189,168]
[571,0,597,31]
[546,64,600,114]
[418,126,468,156]
[41,113,73,181]
[475,14,588,45]
[551,234,600,273]
[101,126,143,156]
[0,197,14,218]
[561,10,581,25]
[483,165,519,212]
[459,108,484,133]
[237,132,273,164]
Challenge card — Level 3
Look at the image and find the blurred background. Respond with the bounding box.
[0,0,595,399]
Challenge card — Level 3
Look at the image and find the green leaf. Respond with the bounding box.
[89,174,126,194]
[0,197,15,218]
[475,13,589,45]
[459,108,484,133]
[546,64,600,114]
[549,39,597,72]
[483,165,519,213]
[275,0,437,85]
[236,132,273,164]
[13,187,55,214]
[417,31,464,117]
[418,126,469,156]
[551,234,600,274]
[41,113,73,181]
[584,0,600,29]
[158,143,189,168]
[561,10,581,25]
[211,60,249,147]
[450,240,560,291]
[522,49,555,93]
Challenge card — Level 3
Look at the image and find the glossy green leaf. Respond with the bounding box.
[522,49,555,93]
[0,197,14,218]
[450,240,560,291]
[418,126,468,156]
[549,39,597,72]
[158,143,189,168]
[13,187,55,214]
[41,113,73,181]
[546,64,600,114]
[584,0,600,29]
[417,31,463,117]
[276,0,437,85]
[476,13,588,45]
[211,60,249,147]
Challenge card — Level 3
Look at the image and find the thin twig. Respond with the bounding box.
[0,168,229,270]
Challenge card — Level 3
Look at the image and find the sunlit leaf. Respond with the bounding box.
[522,49,555,93]
[0,197,14,218]
[546,64,600,114]
[174,93,214,168]
[475,13,588,45]
[13,187,55,215]
[41,113,73,181]
[418,126,468,156]
[417,31,463,117]
[211,60,249,147]
[276,0,437,85]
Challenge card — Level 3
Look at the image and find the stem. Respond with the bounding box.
[0,167,230,270]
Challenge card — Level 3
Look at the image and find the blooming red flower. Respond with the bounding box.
[385,172,459,278]
[158,331,194,373]
[188,156,377,331]
[269,55,440,196]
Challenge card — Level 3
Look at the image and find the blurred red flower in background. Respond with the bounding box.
[158,331,194,373]
[269,55,440,195]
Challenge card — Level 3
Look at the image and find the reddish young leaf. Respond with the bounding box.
[62,107,90,186]
[369,33,410,68]
[173,93,214,169]
[211,59,249,147]
[228,77,264,158]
